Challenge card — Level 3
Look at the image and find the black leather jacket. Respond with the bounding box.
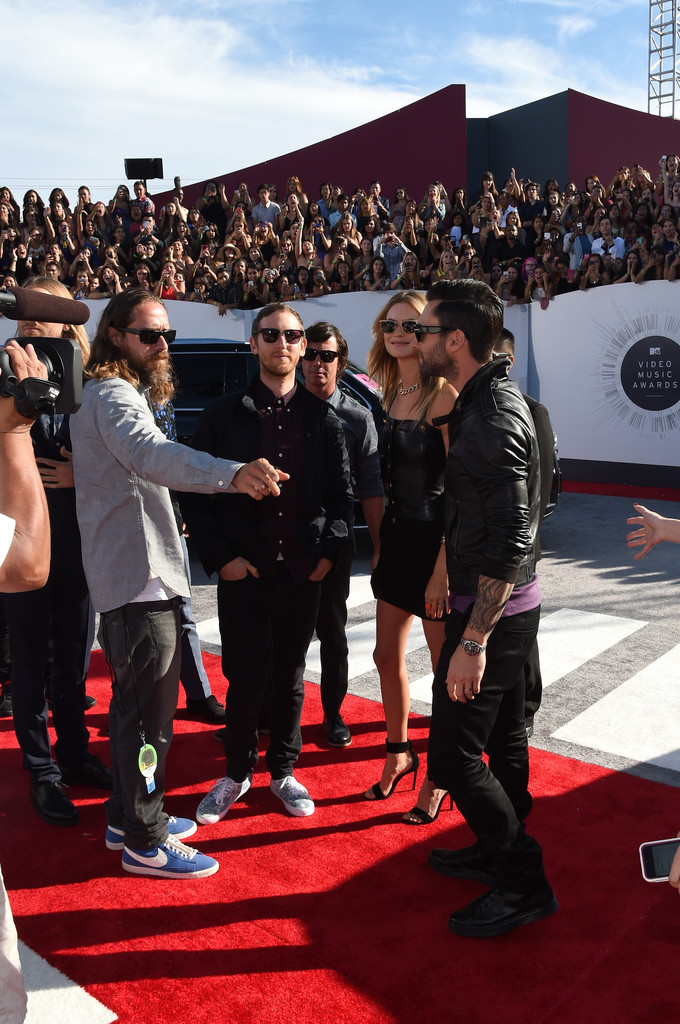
[441,357,540,595]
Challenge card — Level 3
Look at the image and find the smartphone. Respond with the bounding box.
[639,837,680,882]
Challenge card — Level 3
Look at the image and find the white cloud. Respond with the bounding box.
[1,0,418,198]
[556,15,596,39]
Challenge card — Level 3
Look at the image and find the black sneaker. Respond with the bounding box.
[0,682,12,718]
[323,715,352,748]
[185,695,226,723]
[30,780,79,826]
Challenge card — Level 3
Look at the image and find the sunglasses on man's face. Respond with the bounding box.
[379,319,419,335]
[256,328,305,344]
[302,347,339,363]
[119,327,177,345]
[412,324,447,341]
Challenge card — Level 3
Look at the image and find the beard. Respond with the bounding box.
[419,336,456,384]
[127,347,176,404]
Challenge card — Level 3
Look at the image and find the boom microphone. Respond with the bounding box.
[0,287,90,326]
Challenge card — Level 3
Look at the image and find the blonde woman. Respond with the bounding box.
[365,291,457,824]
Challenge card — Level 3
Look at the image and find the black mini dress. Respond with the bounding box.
[371,417,446,618]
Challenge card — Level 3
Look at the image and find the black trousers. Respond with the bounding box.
[428,604,548,893]
[217,564,321,783]
[316,538,354,721]
[99,599,181,850]
[523,637,543,718]
[2,549,91,783]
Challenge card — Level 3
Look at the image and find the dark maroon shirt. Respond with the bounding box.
[252,378,314,582]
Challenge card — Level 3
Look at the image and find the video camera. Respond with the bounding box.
[0,287,89,418]
[0,337,82,418]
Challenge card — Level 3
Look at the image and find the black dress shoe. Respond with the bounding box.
[60,756,113,790]
[30,780,79,826]
[323,715,352,748]
[428,843,497,885]
[0,682,12,717]
[84,694,97,710]
[448,885,558,938]
[213,726,226,742]
[185,695,226,723]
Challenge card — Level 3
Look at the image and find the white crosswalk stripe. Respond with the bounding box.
[552,643,680,771]
[537,607,647,687]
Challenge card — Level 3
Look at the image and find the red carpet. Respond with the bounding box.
[563,480,680,502]
[1,651,679,1024]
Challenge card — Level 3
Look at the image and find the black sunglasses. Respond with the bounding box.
[119,327,177,345]
[412,324,447,341]
[256,328,305,344]
[379,319,419,335]
[302,347,339,363]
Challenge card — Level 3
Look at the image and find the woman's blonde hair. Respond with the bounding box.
[367,290,447,421]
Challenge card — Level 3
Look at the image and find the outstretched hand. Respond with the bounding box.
[626,502,677,559]
[232,458,290,500]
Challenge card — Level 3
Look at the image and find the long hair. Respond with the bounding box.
[22,277,90,360]
[85,289,174,404]
[367,290,447,422]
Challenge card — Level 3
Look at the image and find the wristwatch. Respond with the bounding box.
[459,637,487,657]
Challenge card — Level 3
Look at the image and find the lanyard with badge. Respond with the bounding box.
[138,732,158,793]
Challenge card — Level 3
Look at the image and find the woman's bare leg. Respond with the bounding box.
[365,599,417,799]
[402,617,449,822]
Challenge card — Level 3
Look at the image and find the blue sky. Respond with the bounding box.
[3,0,649,202]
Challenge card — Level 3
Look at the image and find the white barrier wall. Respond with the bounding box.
[2,284,677,481]
[530,281,680,471]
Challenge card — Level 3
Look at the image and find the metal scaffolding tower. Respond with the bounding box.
[649,0,680,117]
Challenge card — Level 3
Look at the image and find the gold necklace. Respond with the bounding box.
[397,381,421,396]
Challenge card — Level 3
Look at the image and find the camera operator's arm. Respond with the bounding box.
[0,341,50,591]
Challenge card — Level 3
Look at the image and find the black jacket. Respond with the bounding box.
[442,357,540,595]
[183,379,353,578]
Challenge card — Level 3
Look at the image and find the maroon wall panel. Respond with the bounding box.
[166,85,467,211]
[567,89,680,189]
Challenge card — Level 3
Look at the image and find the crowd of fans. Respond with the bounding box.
[1,158,679,312]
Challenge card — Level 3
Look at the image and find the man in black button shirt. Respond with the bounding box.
[185,303,353,822]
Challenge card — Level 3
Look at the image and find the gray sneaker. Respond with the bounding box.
[270,775,315,817]
[196,776,251,825]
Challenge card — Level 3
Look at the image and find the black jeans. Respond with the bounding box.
[316,538,354,721]
[99,599,181,850]
[428,604,548,893]
[217,564,321,782]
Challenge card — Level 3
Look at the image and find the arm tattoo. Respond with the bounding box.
[467,576,513,636]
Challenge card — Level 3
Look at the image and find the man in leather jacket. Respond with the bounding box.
[414,278,557,939]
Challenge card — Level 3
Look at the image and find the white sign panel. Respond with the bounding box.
[531,281,680,467]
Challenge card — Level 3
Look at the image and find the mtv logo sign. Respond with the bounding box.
[649,346,661,355]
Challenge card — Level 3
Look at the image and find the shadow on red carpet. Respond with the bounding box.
[0,651,678,1024]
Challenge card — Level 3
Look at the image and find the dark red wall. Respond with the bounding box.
[155,85,680,212]
[160,85,467,210]
[567,90,680,190]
